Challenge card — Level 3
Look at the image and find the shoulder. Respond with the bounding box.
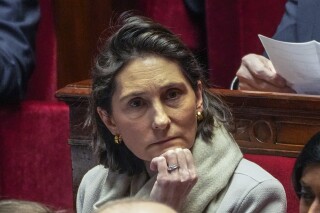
[231,159,286,197]
[234,158,277,181]
[81,164,108,183]
[217,159,287,213]
[77,165,108,213]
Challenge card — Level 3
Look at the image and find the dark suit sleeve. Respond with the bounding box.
[272,0,298,42]
[0,0,40,103]
[263,0,298,58]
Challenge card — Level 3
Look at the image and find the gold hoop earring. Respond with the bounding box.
[196,111,203,122]
[114,134,122,144]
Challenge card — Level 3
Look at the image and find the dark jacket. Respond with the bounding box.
[273,0,320,43]
[0,0,40,102]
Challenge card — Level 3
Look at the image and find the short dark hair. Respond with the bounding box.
[292,131,320,198]
[87,13,233,175]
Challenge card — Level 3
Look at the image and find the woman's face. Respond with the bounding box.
[99,55,203,161]
[299,163,320,213]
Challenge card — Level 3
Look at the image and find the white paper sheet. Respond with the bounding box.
[258,35,320,94]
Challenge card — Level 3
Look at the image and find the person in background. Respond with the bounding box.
[184,0,205,16]
[235,0,320,93]
[292,131,320,213]
[0,199,53,213]
[76,13,286,213]
[0,0,39,103]
[95,198,177,213]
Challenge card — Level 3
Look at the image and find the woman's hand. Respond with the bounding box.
[149,148,198,211]
[236,54,296,93]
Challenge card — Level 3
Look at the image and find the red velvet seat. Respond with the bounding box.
[0,0,73,210]
[244,154,299,213]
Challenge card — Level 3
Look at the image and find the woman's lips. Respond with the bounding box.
[154,137,176,144]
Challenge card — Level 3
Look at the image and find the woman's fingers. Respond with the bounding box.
[150,148,198,211]
[150,156,167,173]
[183,149,197,180]
[165,149,180,175]
[151,148,198,187]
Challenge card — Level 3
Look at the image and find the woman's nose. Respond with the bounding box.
[151,103,170,130]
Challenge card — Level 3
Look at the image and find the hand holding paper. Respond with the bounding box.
[259,35,320,94]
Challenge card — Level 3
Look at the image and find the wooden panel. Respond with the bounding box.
[53,0,112,89]
[214,89,320,157]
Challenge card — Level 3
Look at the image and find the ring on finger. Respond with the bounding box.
[167,164,180,172]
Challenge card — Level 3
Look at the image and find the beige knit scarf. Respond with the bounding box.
[94,125,243,213]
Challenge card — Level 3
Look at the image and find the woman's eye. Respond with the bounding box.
[166,90,181,100]
[300,191,315,203]
[124,97,147,119]
[129,98,144,108]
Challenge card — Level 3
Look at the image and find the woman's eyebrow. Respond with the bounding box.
[118,82,188,102]
[119,91,146,102]
[300,180,311,189]
[161,82,186,89]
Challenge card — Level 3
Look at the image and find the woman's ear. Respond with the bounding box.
[196,80,203,111]
[97,107,118,135]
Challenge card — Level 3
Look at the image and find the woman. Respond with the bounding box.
[292,132,320,213]
[77,14,286,213]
